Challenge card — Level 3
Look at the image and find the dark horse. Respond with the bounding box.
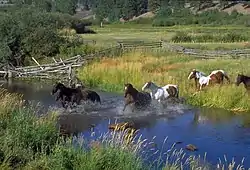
[235,74,250,92]
[123,83,152,112]
[72,83,101,104]
[51,82,83,108]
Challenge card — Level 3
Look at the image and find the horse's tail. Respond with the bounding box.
[96,93,101,104]
[175,86,179,98]
[223,72,230,83]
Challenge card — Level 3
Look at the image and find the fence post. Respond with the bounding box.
[68,64,72,87]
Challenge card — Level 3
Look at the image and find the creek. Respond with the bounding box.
[2,79,250,168]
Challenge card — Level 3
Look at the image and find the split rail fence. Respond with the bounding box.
[1,40,250,80]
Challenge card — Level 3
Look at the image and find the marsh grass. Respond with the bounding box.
[78,50,250,112]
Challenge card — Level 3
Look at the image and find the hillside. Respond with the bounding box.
[129,1,250,22]
[75,1,250,22]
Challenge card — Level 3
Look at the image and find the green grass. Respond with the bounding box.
[78,49,250,112]
[79,24,250,50]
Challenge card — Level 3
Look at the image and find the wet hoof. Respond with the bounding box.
[186,144,198,151]
[108,122,136,131]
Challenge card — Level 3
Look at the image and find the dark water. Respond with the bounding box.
[2,79,250,168]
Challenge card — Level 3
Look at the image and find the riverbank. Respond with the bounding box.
[78,50,250,112]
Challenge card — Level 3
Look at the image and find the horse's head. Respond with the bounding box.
[124,83,138,98]
[142,81,153,91]
[51,82,65,95]
[235,74,243,86]
[188,69,197,80]
[124,83,133,91]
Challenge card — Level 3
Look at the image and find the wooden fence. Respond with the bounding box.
[118,40,162,49]
[162,42,250,59]
[0,45,122,79]
[1,40,250,80]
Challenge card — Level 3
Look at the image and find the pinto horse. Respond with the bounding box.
[123,83,151,112]
[141,81,179,103]
[235,74,250,91]
[208,70,230,84]
[188,69,210,90]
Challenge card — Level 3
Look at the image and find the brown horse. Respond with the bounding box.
[208,70,230,84]
[123,83,152,112]
[235,74,250,92]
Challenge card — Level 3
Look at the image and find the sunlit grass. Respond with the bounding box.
[78,49,250,112]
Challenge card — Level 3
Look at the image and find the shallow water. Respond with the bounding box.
[2,79,250,168]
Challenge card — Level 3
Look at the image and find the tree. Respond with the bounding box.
[54,0,78,15]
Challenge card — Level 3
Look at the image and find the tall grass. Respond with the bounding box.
[171,32,249,43]
[78,50,250,112]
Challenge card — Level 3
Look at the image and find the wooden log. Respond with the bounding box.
[60,58,65,66]
[32,57,43,70]
[15,58,79,71]
[52,57,57,63]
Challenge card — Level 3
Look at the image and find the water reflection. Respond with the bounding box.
[193,107,236,125]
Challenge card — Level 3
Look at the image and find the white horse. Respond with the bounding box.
[141,81,179,103]
[188,69,211,90]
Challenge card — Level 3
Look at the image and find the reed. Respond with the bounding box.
[78,49,250,112]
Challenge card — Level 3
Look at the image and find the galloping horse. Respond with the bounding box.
[123,83,151,112]
[235,74,250,92]
[51,82,83,108]
[141,81,179,103]
[188,69,210,90]
[208,70,230,84]
[72,83,101,104]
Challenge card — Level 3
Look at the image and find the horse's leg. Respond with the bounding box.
[123,103,129,111]
[199,84,203,91]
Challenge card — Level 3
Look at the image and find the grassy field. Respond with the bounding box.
[80,24,250,49]
[78,49,250,112]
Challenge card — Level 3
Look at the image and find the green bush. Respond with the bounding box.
[0,6,84,66]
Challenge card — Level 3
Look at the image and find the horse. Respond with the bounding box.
[51,82,83,108]
[141,81,179,103]
[123,83,151,112]
[72,83,101,104]
[188,69,207,89]
[235,74,250,91]
[208,69,230,84]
